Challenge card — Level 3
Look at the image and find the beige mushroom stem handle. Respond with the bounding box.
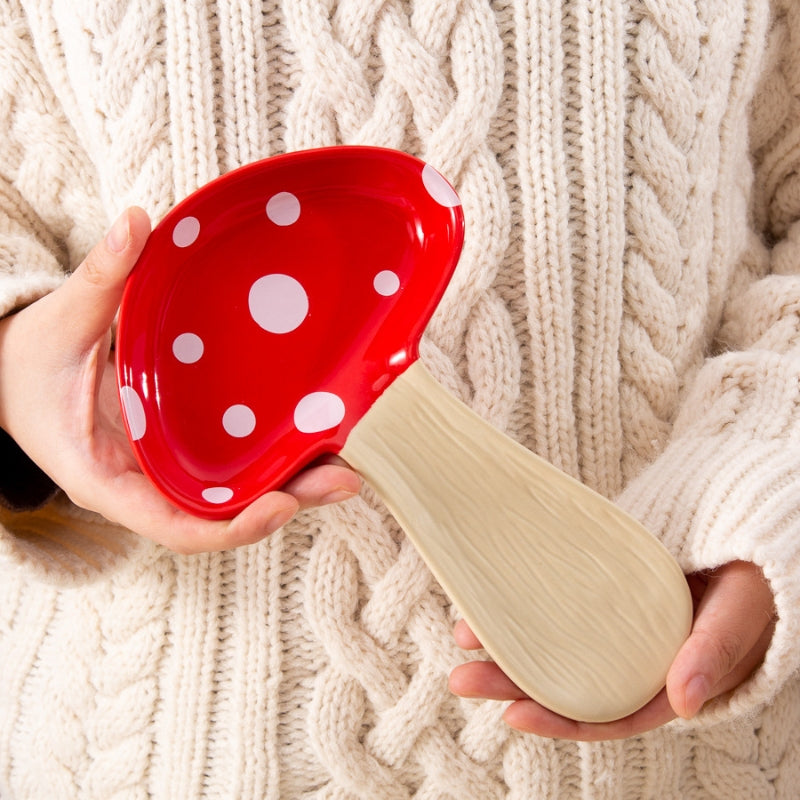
[340,360,693,723]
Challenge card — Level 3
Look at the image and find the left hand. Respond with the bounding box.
[0,208,360,553]
[448,560,776,740]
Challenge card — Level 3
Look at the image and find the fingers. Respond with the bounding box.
[449,660,528,701]
[449,561,777,739]
[453,618,483,650]
[59,207,151,351]
[666,561,775,718]
[282,461,361,509]
[449,659,677,740]
[76,460,360,555]
[78,468,300,554]
[502,690,676,741]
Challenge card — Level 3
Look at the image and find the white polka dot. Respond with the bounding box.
[172,333,204,364]
[223,404,256,438]
[422,164,461,208]
[120,386,146,441]
[173,216,201,247]
[202,487,234,504]
[374,270,400,296]
[266,192,301,226]
[249,274,309,334]
[294,392,346,434]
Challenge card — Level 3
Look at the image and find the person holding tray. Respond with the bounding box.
[0,0,796,797]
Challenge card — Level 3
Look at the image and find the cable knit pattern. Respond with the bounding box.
[621,0,753,478]
[284,5,517,794]
[750,0,800,241]
[22,0,174,220]
[563,0,627,498]
[2,0,800,797]
[617,0,800,730]
[302,499,506,797]
[0,570,58,794]
[512,0,580,477]
[285,0,513,373]
[214,0,274,170]
[0,536,171,797]
[0,2,102,313]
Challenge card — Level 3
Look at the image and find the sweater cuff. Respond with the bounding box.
[617,359,800,723]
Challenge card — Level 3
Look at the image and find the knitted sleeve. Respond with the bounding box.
[0,8,70,512]
[0,7,107,314]
[0,5,143,582]
[617,0,800,725]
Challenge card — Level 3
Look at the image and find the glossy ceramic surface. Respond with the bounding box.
[116,146,465,518]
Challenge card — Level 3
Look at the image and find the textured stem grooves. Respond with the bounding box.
[341,361,692,723]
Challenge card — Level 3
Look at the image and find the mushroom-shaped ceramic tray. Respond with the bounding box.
[116,146,692,724]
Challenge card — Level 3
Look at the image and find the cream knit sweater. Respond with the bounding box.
[2,0,800,797]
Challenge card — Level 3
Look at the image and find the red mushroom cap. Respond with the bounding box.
[116,146,464,518]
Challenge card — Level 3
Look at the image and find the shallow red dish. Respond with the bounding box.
[115,146,464,518]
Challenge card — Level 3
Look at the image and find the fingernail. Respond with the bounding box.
[684,675,710,718]
[106,211,130,253]
[321,487,358,505]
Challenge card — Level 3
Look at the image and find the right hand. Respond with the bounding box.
[0,207,360,553]
[449,561,776,740]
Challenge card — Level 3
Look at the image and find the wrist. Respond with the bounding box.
[0,312,58,509]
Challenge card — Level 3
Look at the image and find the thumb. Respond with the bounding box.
[60,207,151,348]
[666,562,773,718]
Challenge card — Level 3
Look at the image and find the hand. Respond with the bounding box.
[0,208,360,553]
[449,560,776,740]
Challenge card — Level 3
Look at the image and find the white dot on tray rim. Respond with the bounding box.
[422,164,461,208]
[202,487,234,504]
[172,216,201,247]
[120,386,146,441]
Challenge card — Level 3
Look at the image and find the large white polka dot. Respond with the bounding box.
[223,404,256,438]
[172,333,204,364]
[249,274,309,334]
[294,392,346,434]
[173,216,201,247]
[120,386,146,441]
[374,270,400,296]
[266,192,301,226]
[422,164,461,208]
[202,487,234,504]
